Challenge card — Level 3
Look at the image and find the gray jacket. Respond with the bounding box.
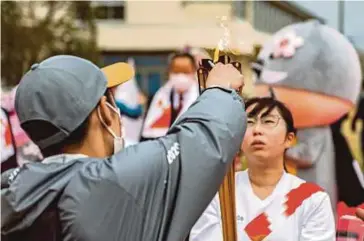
[1,88,246,241]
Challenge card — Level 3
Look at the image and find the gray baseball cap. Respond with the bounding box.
[15,55,134,149]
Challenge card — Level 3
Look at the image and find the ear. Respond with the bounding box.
[284,132,296,149]
[98,96,113,127]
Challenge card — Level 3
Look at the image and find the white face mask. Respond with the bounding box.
[98,103,125,154]
[169,73,194,92]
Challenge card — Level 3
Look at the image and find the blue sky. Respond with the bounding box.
[293,1,364,50]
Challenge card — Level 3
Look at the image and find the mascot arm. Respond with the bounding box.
[285,128,326,169]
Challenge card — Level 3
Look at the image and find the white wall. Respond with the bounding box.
[97,0,271,54]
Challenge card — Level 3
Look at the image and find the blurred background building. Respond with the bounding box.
[2,0,363,96]
[1,0,363,185]
[95,0,323,97]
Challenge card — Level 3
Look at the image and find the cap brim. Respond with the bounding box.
[101,62,135,88]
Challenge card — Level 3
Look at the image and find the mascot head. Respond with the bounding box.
[253,20,362,128]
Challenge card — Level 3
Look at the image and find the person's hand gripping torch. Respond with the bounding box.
[197,48,240,241]
[197,49,242,95]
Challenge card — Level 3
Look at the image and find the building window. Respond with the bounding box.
[253,1,303,33]
[101,54,169,97]
[232,1,246,19]
[147,72,162,96]
[91,1,125,20]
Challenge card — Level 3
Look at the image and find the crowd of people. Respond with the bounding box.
[1,20,364,241]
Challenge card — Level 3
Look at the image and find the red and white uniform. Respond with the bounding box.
[1,87,42,165]
[1,108,15,163]
[190,170,335,241]
[141,81,198,139]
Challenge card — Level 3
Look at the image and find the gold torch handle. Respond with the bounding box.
[218,164,237,241]
[217,48,237,241]
[196,49,239,241]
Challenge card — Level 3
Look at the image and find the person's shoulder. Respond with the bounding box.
[285,173,330,209]
[62,158,129,203]
[85,141,168,185]
[285,172,306,186]
[62,156,123,190]
[67,157,105,180]
[286,173,325,193]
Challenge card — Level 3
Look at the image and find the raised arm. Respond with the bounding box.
[106,63,246,241]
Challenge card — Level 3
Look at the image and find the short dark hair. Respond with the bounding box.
[22,89,115,157]
[245,97,296,135]
[169,52,196,69]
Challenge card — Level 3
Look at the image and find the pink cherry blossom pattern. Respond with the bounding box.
[272,32,304,59]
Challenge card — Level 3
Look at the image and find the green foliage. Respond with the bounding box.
[1,1,99,87]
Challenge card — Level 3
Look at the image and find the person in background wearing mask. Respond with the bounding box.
[1,55,246,241]
[190,98,335,241]
[140,52,199,141]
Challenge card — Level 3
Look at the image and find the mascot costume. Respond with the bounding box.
[252,20,364,218]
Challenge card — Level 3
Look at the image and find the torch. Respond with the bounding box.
[197,48,241,241]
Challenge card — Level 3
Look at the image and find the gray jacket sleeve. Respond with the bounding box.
[106,88,246,241]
